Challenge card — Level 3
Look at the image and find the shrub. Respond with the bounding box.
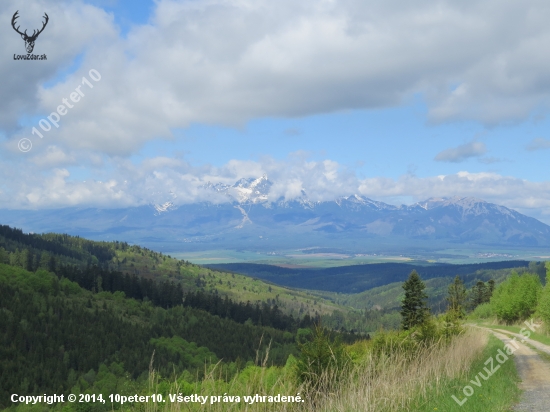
[417,316,444,343]
[442,310,464,340]
[370,329,417,359]
[491,272,542,323]
[295,325,349,392]
[471,302,493,319]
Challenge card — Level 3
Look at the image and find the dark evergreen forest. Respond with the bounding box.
[0,225,355,409]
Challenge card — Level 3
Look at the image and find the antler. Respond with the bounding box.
[11,11,26,37]
[31,13,49,39]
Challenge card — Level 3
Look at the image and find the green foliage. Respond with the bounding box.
[536,262,550,327]
[150,336,218,369]
[370,329,416,357]
[469,279,494,310]
[372,313,464,360]
[529,261,547,285]
[418,315,444,342]
[333,266,527,319]
[447,275,467,318]
[295,325,349,391]
[374,322,435,354]
[470,302,493,319]
[0,225,115,271]
[1,224,352,331]
[490,271,542,323]
[0,263,301,407]
[321,306,398,334]
[442,310,464,339]
[442,276,467,339]
[296,328,313,344]
[400,270,429,330]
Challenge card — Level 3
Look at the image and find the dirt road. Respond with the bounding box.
[486,329,550,411]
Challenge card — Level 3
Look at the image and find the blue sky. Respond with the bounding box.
[3,0,550,222]
[140,99,548,181]
[87,0,155,34]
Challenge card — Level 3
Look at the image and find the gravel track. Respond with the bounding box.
[485,329,550,411]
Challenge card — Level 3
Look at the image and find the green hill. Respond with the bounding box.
[206,260,531,293]
[0,262,304,408]
[0,224,369,408]
[0,225,351,322]
[311,266,540,312]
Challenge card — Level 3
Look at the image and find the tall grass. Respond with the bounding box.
[135,329,489,412]
[413,334,521,412]
[307,329,488,412]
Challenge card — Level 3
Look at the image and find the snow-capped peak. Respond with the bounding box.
[412,196,518,218]
[152,190,178,215]
[201,174,272,204]
[153,201,176,215]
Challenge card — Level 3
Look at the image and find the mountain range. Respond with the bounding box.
[2,175,550,252]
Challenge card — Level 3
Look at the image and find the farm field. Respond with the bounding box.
[173,247,550,267]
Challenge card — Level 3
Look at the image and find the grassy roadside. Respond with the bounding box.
[137,329,515,412]
[410,334,521,412]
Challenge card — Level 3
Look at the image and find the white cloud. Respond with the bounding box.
[0,154,357,209]
[5,0,550,155]
[2,153,550,223]
[1,1,116,131]
[434,141,487,163]
[31,146,76,168]
[4,1,550,224]
[358,171,550,222]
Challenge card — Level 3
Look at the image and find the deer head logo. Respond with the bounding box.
[11,11,49,54]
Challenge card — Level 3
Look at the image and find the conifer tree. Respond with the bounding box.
[487,279,495,296]
[470,281,488,308]
[400,270,429,330]
[447,275,467,318]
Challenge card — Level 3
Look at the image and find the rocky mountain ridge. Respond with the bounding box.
[2,176,549,251]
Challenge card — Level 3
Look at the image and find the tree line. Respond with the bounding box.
[400,270,497,330]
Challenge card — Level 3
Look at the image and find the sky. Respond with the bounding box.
[3,0,550,222]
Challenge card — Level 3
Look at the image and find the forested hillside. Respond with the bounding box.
[0,225,365,408]
[316,264,546,312]
[207,261,531,293]
[0,263,318,408]
[0,225,347,322]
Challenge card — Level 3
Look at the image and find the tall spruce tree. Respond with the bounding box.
[400,270,429,330]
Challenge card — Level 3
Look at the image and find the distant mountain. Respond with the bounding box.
[2,176,550,252]
[199,174,272,205]
[364,196,550,246]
